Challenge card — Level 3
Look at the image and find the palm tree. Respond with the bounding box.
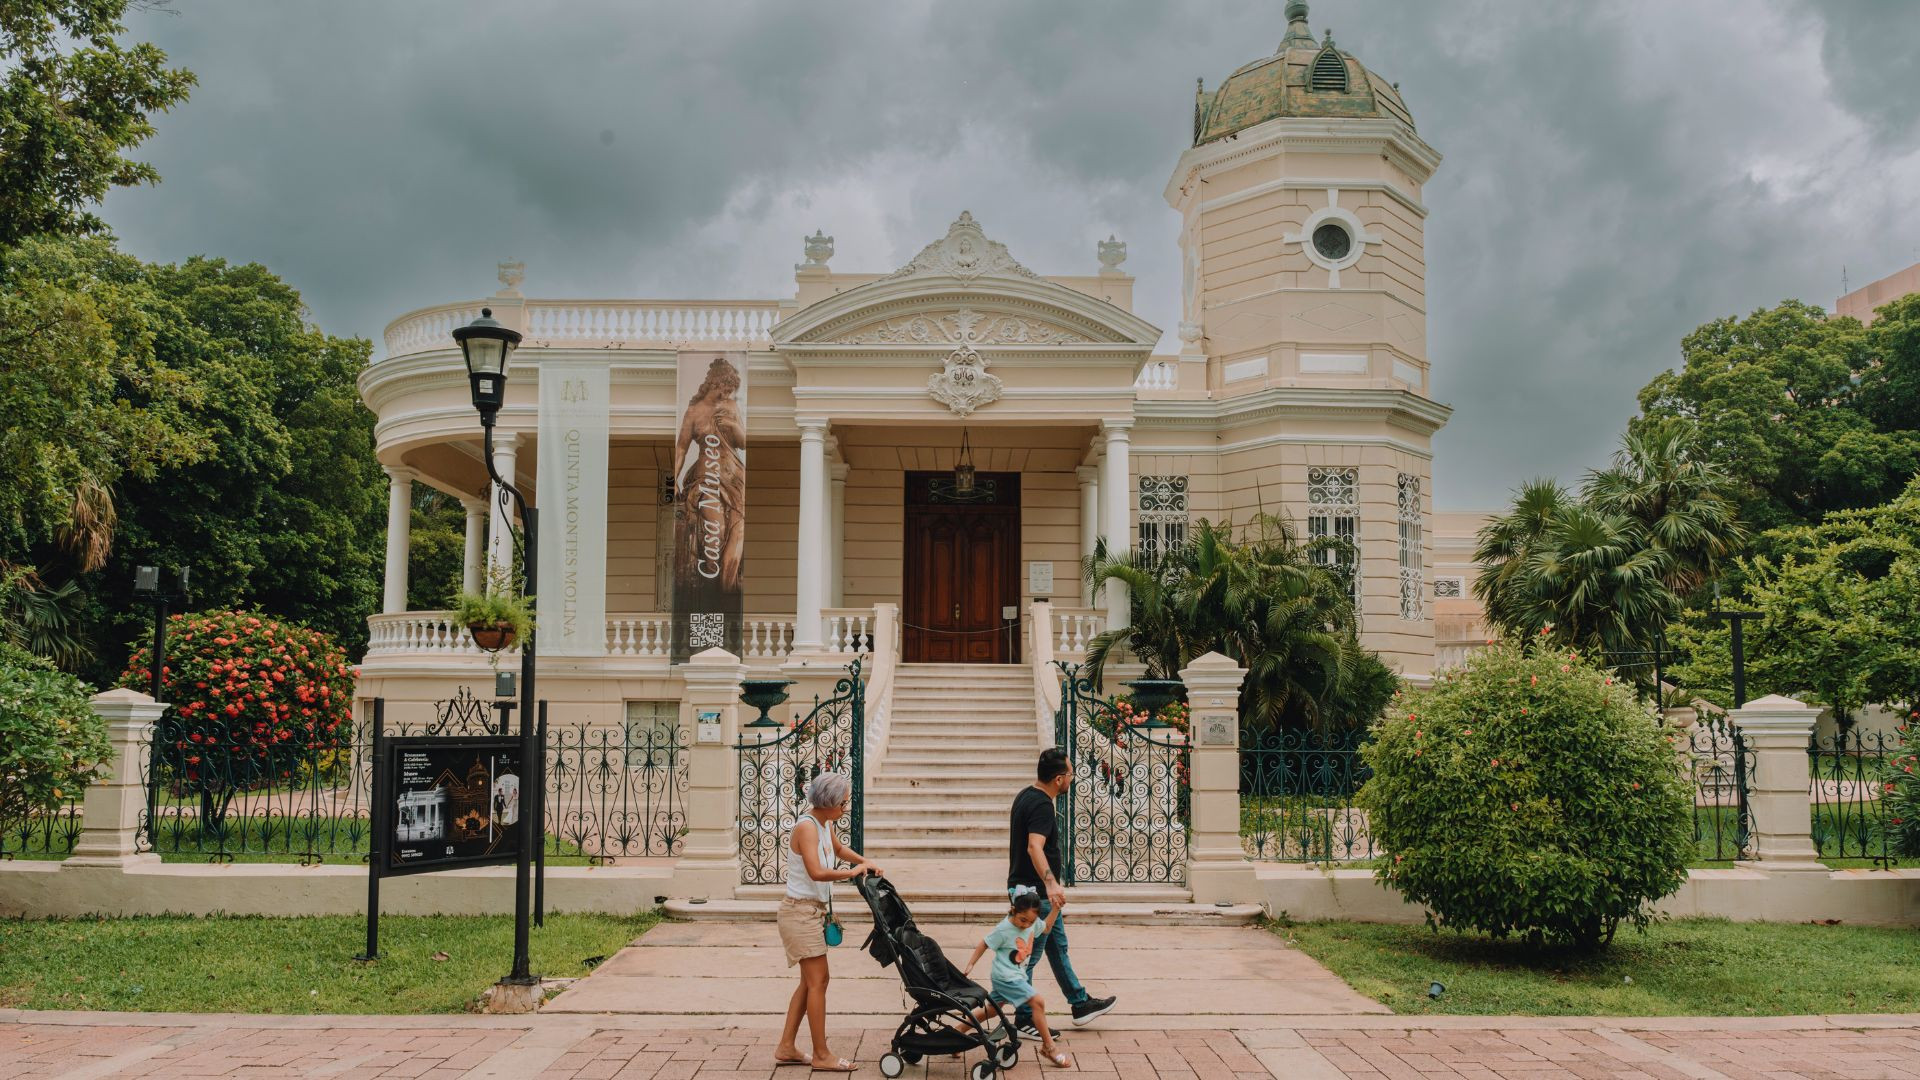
[0,567,93,671]
[1083,514,1388,729]
[1584,422,1747,599]
[1472,478,1575,637]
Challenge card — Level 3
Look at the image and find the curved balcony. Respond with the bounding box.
[381,300,783,361]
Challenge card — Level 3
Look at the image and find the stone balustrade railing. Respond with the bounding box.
[1134,359,1178,392]
[1051,608,1105,657]
[365,610,796,662]
[382,299,782,360]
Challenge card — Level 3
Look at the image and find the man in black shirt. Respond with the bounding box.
[1006,747,1116,1039]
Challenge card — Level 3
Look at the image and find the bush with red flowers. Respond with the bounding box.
[121,610,357,831]
[1887,713,1920,858]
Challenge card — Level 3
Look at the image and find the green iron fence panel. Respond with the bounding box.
[1238,725,1372,863]
[1682,716,1751,863]
[0,797,84,859]
[1054,664,1188,885]
[1809,727,1902,866]
[137,689,690,863]
[735,658,865,886]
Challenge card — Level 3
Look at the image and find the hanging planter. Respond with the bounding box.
[451,576,534,656]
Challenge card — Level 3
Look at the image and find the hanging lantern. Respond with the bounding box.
[953,428,977,495]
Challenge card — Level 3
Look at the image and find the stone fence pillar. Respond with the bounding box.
[1731,694,1823,870]
[671,647,747,899]
[65,688,166,868]
[1179,652,1259,904]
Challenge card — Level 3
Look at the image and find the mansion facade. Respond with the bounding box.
[355,2,1489,729]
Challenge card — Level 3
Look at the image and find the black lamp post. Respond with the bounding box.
[1708,582,1762,708]
[453,307,538,988]
[132,565,190,702]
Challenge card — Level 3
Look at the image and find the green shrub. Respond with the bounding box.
[0,641,111,823]
[1358,640,1693,948]
[1886,714,1920,858]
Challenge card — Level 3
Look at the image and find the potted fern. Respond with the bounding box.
[452,567,534,653]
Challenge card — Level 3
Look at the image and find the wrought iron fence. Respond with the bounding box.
[1680,715,1751,862]
[0,797,84,859]
[1054,664,1188,885]
[138,689,690,863]
[1809,727,1902,866]
[1239,725,1373,863]
[736,658,865,886]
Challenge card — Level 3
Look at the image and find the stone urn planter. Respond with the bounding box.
[1123,678,1187,722]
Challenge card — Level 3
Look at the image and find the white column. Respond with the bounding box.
[1101,421,1132,629]
[488,435,519,587]
[1077,465,1100,576]
[461,498,487,596]
[829,461,849,607]
[794,419,828,649]
[64,688,167,867]
[381,466,413,614]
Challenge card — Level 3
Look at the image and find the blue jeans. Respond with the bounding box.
[1008,889,1089,1026]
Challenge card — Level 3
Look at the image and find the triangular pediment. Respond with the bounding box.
[833,307,1094,347]
[880,210,1040,285]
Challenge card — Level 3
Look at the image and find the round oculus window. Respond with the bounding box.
[1312,222,1353,261]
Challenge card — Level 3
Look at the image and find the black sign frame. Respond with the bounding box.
[378,734,522,877]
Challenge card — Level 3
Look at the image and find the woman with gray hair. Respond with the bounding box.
[774,771,882,1072]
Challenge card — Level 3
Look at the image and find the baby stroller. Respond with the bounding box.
[854,873,1021,1079]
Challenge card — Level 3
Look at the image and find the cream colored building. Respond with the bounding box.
[1836,261,1920,324]
[356,2,1484,728]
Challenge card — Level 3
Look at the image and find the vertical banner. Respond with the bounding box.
[536,360,610,656]
[671,351,748,663]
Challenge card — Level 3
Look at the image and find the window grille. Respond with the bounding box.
[1138,475,1189,567]
[1307,466,1361,614]
[1397,473,1423,620]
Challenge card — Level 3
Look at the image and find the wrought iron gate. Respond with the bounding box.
[736,658,865,885]
[1054,663,1188,885]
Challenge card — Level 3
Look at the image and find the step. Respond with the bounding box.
[860,836,1016,853]
[870,772,1034,786]
[883,739,1038,754]
[882,757,1036,770]
[867,784,1032,800]
[666,900,1255,926]
[864,807,1007,822]
[736,882,1191,905]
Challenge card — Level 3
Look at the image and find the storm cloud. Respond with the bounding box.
[104,0,1920,508]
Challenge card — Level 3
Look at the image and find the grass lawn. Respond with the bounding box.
[0,912,657,1014]
[1279,917,1920,1016]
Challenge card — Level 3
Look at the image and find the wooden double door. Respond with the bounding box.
[902,471,1020,664]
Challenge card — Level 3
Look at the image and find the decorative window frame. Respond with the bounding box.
[1306,466,1362,616]
[1138,475,1190,568]
[1397,472,1424,621]
[1283,188,1384,289]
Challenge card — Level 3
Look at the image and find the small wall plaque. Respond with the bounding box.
[1028,561,1055,595]
[696,708,723,745]
[1204,715,1233,747]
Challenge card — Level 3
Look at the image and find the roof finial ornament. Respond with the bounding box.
[1281,0,1315,50]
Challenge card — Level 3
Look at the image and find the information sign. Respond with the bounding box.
[381,735,522,876]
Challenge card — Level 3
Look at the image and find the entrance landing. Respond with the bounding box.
[541,917,1387,1021]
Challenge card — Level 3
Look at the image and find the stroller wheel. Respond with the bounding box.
[994,1040,1020,1069]
[879,1052,905,1078]
[970,1061,997,1080]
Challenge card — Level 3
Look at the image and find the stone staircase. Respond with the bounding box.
[689,662,1260,924]
[864,663,1040,860]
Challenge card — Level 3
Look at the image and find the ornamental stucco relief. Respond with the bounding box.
[882,211,1040,284]
[840,306,1088,346]
[927,344,1004,416]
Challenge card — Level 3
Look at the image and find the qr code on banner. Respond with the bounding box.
[688,612,727,650]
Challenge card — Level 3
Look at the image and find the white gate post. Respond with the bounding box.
[65,689,166,867]
[1180,652,1259,905]
[1731,694,1824,871]
[670,647,747,899]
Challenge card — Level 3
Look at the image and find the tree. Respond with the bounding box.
[0,641,112,831]
[0,0,195,246]
[1669,477,1920,724]
[405,488,467,612]
[1084,515,1396,730]
[1584,421,1747,599]
[1635,300,1920,534]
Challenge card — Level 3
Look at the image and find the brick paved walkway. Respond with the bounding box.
[6,1013,1920,1078]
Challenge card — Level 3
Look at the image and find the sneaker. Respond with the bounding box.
[1015,1019,1056,1042]
[1071,995,1116,1026]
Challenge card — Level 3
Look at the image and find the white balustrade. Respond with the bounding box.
[1134,359,1178,392]
[382,300,781,361]
[823,608,874,654]
[605,614,672,658]
[365,612,488,657]
[1052,609,1105,656]
[381,305,484,359]
[743,617,796,660]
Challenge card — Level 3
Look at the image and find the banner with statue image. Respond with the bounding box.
[670,351,747,663]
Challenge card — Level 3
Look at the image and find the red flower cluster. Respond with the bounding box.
[121,610,357,784]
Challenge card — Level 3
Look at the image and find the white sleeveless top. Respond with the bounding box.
[785,815,835,902]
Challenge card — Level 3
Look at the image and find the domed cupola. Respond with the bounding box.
[1192,1,1414,146]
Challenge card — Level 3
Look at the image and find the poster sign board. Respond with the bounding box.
[381,735,522,876]
[671,350,749,663]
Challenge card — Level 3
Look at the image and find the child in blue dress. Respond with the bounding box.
[963,892,1074,1069]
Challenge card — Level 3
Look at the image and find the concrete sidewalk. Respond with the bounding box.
[7,1010,1920,1078]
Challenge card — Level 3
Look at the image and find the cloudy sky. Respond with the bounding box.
[104,0,1920,508]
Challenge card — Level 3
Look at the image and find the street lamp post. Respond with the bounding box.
[452,308,538,988]
[132,565,190,701]
[1709,582,1762,709]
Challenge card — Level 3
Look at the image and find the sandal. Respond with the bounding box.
[1043,1049,1073,1068]
[813,1059,856,1073]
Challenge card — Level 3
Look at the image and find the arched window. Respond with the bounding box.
[1310,46,1348,93]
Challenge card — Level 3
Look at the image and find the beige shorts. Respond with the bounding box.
[778,897,829,967]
